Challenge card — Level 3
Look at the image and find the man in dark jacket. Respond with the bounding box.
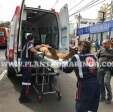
[97,39,113,104]
[61,41,100,112]
[19,34,45,103]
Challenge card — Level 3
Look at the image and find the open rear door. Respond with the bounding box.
[59,4,69,53]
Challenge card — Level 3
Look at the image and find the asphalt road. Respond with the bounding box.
[0,49,113,112]
[0,49,6,73]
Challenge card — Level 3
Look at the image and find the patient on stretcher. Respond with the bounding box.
[35,44,78,60]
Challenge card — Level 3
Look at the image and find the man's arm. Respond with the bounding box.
[35,44,51,50]
[30,47,39,54]
[61,56,76,73]
[28,42,42,54]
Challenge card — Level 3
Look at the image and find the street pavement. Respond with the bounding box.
[0,49,6,73]
[0,49,113,112]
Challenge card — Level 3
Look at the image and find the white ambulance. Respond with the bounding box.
[7,1,69,76]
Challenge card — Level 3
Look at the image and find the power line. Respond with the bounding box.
[75,0,100,11]
[69,0,99,11]
[69,0,86,11]
[69,0,99,16]
[69,0,105,17]
[85,0,105,11]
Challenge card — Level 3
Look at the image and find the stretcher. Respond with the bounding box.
[33,53,62,102]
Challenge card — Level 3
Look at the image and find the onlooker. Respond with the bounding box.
[97,39,113,104]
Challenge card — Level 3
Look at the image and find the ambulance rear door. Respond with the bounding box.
[59,4,69,53]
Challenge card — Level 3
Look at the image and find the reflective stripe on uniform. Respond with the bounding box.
[26,43,29,58]
[22,82,31,86]
[26,41,33,58]
[74,54,83,78]
[28,43,33,49]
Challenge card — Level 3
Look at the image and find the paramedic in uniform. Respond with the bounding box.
[61,41,100,112]
[19,34,44,103]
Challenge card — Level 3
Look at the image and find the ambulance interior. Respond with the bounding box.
[21,8,59,49]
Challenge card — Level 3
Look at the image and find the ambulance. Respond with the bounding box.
[0,27,9,47]
[7,1,69,76]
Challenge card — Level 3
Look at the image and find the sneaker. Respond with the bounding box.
[19,96,31,103]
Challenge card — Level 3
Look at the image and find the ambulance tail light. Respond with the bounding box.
[8,49,14,62]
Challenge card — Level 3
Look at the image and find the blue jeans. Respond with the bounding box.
[98,68,112,100]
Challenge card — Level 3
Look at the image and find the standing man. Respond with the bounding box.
[61,41,100,112]
[19,34,44,103]
[97,39,113,104]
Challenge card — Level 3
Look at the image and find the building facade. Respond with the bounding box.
[76,1,113,45]
[74,14,97,41]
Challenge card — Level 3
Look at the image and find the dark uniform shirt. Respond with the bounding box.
[62,53,100,103]
[21,40,34,68]
[22,40,34,61]
[62,53,97,80]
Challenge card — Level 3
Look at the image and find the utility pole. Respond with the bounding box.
[89,22,91,41]
[74,13,81,48]
[99,10,105,44]
[78,13,81,38]
[76,13,81,38]
[109,1,113,39]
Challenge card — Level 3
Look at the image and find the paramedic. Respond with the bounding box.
[61,41,100,112]
[19,34,44,103]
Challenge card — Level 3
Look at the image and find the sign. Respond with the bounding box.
[77,27,90,35]
[85,57,96,67]
[0,32,4,37]
[90,21,111,33]
[77,20,113,35]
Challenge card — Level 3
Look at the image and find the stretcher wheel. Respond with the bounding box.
[57,91,62,101]
[37,95,43,103]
